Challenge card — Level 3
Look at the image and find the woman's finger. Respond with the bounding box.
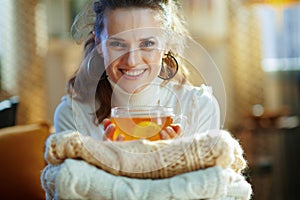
[116,134,125,141]
[170,124,181,134]
[103,123,115,141]
[160,130,170,140]
[166,126,177,138]
[103,118,112,130]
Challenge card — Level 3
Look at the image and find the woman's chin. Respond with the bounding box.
[121,84,148,94]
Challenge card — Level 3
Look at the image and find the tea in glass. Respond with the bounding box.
[111,106,174,141]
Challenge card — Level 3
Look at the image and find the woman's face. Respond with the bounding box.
[97,8,166,93]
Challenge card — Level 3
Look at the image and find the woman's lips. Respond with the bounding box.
[120,69,147,79]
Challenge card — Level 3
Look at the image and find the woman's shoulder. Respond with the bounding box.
[55,95,72,113]
[187,84,212,95]
[54,95,75,132]
[54,94,93,120]
[185,84,217,110]
[190,84,214,102]
[167,81,214,99]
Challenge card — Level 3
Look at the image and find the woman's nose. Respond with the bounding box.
[126,49,142,67]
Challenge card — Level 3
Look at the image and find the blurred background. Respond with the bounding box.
[0,0,300,199]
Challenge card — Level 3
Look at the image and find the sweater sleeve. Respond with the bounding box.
[189,85,221,134]
[53,96,77,133]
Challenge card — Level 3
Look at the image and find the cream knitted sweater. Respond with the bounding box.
[41,130,252,199]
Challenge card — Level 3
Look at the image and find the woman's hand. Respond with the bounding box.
[160,124,181,140]
[102,118,124,141]
[103,118,181,141]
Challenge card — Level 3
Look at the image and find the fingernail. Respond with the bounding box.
[106,123,114,131]
[161,130,167,138]
[117,134,124,141]
[166,126,173,132]
[103,120,111,129]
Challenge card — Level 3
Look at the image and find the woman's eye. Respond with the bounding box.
[109,41,126,48]
[140,40,155,48]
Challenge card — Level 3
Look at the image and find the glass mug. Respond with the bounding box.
[111,106,184,141]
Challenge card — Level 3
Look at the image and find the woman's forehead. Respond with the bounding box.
[104,28,166,43]
[102,8,164,37]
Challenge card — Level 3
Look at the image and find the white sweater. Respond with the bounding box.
[54,78,220,140]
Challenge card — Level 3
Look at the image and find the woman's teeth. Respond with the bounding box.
[122,69,145,77]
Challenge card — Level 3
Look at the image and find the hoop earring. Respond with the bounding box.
[159,51,179,80]
[87,50,107,81]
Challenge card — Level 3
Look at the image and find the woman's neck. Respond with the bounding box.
[108,78,163,107]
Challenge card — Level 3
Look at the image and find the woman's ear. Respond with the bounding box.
[96,45,103,57]
[93,31,103,57]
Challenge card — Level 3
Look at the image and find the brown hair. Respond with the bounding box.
[67,0,189,124]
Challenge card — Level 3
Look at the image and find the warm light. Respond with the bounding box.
[246,0,300,6]
[266,0,296,4]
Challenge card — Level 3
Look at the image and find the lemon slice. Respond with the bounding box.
[132,121,161,139]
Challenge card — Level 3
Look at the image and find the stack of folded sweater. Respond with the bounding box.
[41,130,252,200]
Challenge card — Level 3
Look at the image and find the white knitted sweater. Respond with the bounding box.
[41,130,252,200]
[54,79,221,140]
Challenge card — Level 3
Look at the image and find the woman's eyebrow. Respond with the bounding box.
[108,37,125,41]
[139,36,156,41]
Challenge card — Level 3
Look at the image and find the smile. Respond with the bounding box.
[120,69,146,78]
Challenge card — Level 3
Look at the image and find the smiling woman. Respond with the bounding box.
[54,0,220,141]
[42,1,253,199]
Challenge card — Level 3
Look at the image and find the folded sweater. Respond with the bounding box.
[41,159,252,200]
[41,130,252,199]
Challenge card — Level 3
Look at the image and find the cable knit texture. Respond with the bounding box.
[41,130,252,199]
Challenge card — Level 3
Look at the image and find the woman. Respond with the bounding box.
[54,0,220,140]
[42,3,253,199]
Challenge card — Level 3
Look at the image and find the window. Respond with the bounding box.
[258,4,300,71]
